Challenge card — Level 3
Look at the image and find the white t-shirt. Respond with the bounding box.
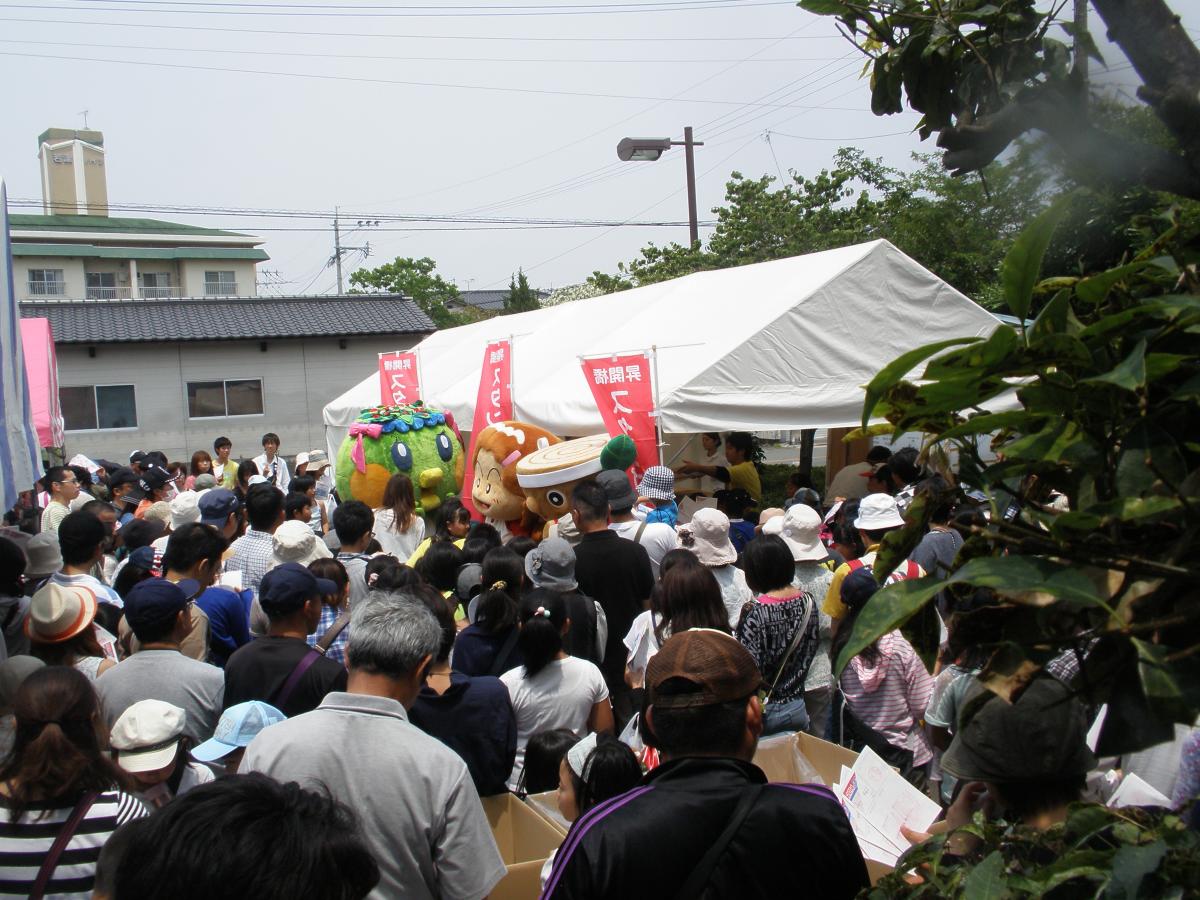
[622,610,663,688]
[501,656,609,790]
[610,519,677,580]
[373,508,426,560]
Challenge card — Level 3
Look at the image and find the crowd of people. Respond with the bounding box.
[0,431,1193,898]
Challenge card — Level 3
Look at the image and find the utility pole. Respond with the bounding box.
[1074,0,1089,82]
[683,126,699,248]
[333,207,344,295]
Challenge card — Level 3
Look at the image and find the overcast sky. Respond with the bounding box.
[3,1,1195,296]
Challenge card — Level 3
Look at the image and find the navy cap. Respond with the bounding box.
[258,562,336,617]
[199,489,239,528]
[124,578,190,635]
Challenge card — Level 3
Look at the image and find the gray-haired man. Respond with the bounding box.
[242,592,506,899]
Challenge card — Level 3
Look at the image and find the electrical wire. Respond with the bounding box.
[1,1,795,17]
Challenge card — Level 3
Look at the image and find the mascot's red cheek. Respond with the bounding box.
[350,463,392,510]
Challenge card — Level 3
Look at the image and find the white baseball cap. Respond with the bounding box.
[169,490,202,530]
[854,493,906,530]
[110,699,186,773]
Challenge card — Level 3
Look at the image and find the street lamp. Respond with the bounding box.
[616,126,704,248]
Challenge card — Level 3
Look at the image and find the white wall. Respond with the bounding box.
[12,255,85,301]
[56,334,424,463]
[179,260,259,298]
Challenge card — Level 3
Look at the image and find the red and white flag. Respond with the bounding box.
[580,352,658,479]
[378,350,421,406]
[462,340,513,519]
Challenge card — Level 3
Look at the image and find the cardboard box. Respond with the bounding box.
[524,791,571,836]
[752,731,894,886]
[482,793,566,900]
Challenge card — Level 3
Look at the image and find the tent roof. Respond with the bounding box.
[323,240,1002,436]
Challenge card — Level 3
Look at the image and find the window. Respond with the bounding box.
[61,384,137,431]
[204,271,237,296]
[141,272,173,299]
[85,272,117,299]
[186,379,263,418]
[27,269,64,296]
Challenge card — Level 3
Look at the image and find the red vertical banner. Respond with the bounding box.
[378,350,421,406]
[461,340,514,519]
[580,353,658,481]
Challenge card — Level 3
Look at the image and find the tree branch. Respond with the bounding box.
[936,82,1200,199]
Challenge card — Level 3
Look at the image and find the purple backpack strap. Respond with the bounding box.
[274,649,321,709]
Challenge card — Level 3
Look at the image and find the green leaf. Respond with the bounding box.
[1133,638,1190,720]
[937,411,1037,442]
[833,576,946,675]
[861,337,981,429]
[797,0,846,14]
[947,556,1109,610]
[1075,260,1153,304]
[923,325,1019,378]
[962,850,1008,900]
[1082,339,1147,391]
[1145,353,1188,381]
[1108,841,1167,900]
[1028,288,1083,343]
[1000,194,1074,324]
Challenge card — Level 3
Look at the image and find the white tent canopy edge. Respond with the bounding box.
[322,240,1004,466]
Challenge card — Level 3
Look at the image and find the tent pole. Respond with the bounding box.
[651,345,664,466]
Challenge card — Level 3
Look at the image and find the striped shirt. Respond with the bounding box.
[0,789,147,898]
[839,630,934,766]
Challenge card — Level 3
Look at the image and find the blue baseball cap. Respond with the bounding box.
[258,562,336,617]
[191,701,287,762]
[123,577,199,635]
[198,488,239,528]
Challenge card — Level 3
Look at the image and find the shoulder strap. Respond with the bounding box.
[674,784,763,900]
[317,612,351,654]
[30,791,99,900]
[905,560,920,579]
[488,626,522,677]
[845,558,865,573]
[763,596,814,706]
[274,648,322,709]
[633,520,649,545]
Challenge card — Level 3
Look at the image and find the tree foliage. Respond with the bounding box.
[503,268,541,313]
[348,256,463,328]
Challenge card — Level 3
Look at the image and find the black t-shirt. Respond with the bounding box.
[573,531,654,687]
[223,635,347,717]
[543,757,869,899]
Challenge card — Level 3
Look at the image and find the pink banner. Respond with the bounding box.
[19,318,64,448]
[462,340,513,519]
[580,353,657,480]
[378,350,420,406]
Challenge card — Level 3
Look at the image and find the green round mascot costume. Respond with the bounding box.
[336,402,465,514]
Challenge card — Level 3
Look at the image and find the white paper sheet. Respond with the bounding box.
[838,746,942,856]
[1108,773,1171,809]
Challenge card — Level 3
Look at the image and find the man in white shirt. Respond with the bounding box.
[252,432,291,493]
[243,592,506,900]
[39,466,81,534]
[597,471,676,579]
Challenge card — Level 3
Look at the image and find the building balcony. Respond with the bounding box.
[140,285,183,299]
[203,283,239,297]
[85,286,133,300]
[26,281,66,297]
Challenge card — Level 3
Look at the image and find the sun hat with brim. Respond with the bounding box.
[942,675,1098,783]
[637,466,676,502]
[525,537,578,592]
[295,452,310,469]
[306,450,330,472]
[23,531,63,578]
[270,520,333,569]
[756,508,784,532]
[192,701,286,763]
[776,504,827,562]
[110,699,186,774]
[677,508,737,567]
[26,582,98,644]
[853,492,905,530]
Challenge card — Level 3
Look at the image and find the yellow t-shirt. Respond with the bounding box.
[823,545,926,620]
[727,461,762,504]
[406,537,465,567]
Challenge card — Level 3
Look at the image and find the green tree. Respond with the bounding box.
[348,256,462,329]
[503,268,541,313]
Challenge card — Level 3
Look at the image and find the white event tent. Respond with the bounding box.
[322,240,1002,463]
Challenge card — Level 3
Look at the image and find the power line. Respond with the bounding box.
[0,14,841,39]
[0,37,823,63]
[0,50,868,110]
[2,0,795,17]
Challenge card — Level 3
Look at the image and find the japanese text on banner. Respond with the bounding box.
[580,353,657,478]
[462,340,513,520]
[377,351,420,406]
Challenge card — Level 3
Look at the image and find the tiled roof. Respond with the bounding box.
[19,294,435,343]
[452,288,551,311]
[10,214,253,238]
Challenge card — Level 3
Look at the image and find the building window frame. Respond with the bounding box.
[203,270,238,297]
[185,378,265,419]
[28,268,66,296]
[61,383,139,432]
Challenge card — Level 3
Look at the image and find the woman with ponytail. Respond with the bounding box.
[0,667,146,897]
[452,547,527,677]
[500,588,613,791]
